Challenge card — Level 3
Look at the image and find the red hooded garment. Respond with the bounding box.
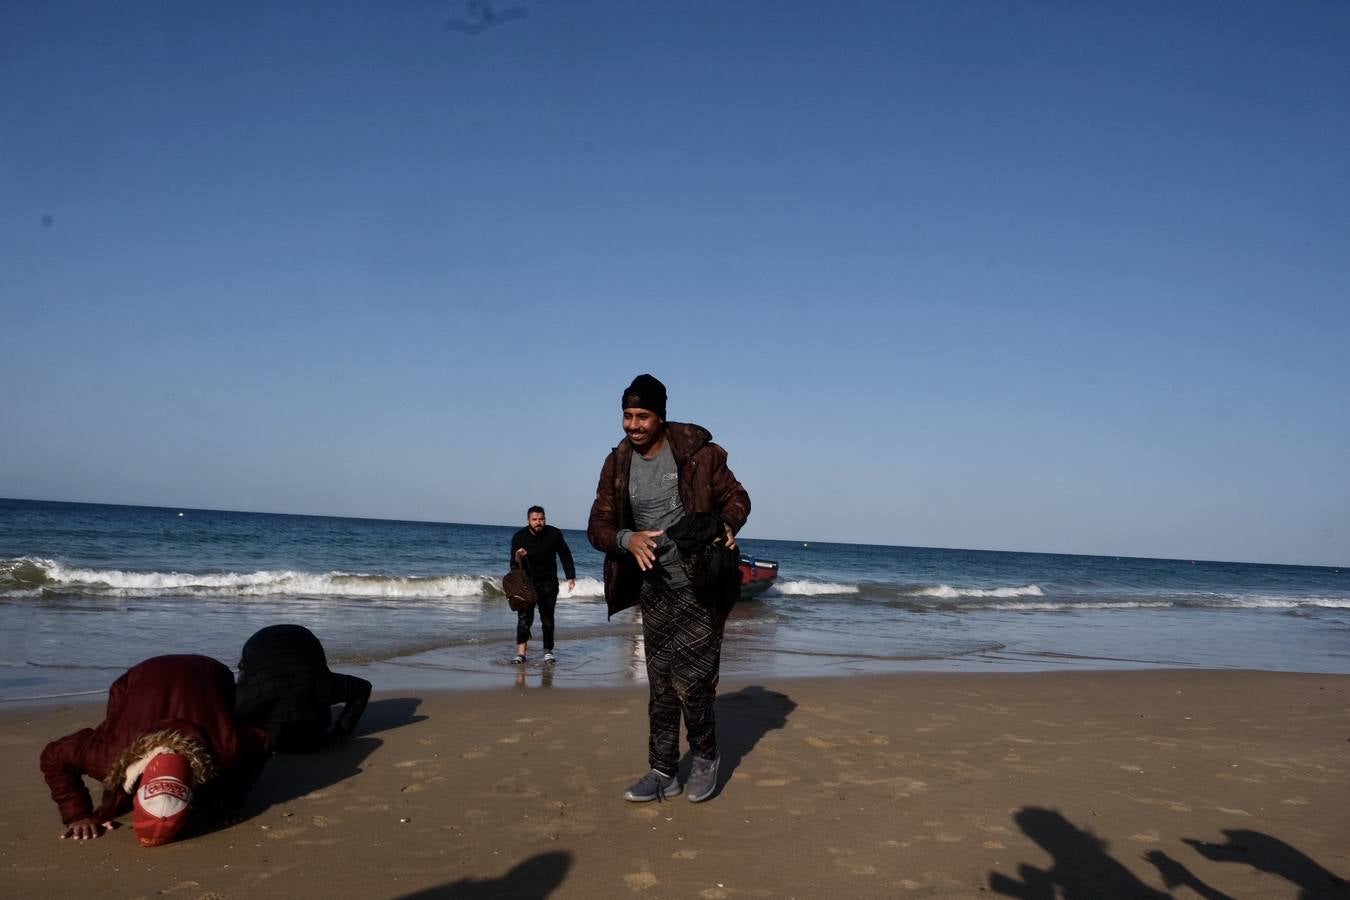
[40,654,270,826]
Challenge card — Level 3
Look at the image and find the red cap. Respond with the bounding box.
[132,752,193,847]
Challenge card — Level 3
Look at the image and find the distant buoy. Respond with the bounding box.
[178,512,184,517]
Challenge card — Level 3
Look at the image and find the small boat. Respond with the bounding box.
[739,556,778,598]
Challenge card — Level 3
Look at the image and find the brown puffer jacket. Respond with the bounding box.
[587,421,750,617]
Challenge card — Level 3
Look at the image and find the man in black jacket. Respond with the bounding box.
[234,624,372,753]
[509,506,577,665]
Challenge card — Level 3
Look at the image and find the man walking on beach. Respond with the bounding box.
[587,374,750,803]
[510,506,577,665]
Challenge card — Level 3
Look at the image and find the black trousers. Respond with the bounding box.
[516,580,560,649]
[269,672,371,754]
[640,581,726,773]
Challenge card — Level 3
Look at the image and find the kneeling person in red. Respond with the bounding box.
[40,654,270,845]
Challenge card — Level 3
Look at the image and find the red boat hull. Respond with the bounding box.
[739,557,778,598]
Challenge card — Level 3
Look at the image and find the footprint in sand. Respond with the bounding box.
[673,849,699,859]
[806,736,837,750]
[153,881,200,895]
[624,871,659,891]
[266,824,308,840]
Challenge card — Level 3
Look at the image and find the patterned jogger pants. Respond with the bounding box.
[640,581,726,774]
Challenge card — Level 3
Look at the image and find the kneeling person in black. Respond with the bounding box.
[510,505,577,664]
[235,624,372,753]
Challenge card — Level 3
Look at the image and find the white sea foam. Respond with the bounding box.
[986,601,1173,611]
[562,577,605,599]
[772,580,860,596]
[2,558,544,600]
[1202,595,1350,610]
[915,584,1045,599]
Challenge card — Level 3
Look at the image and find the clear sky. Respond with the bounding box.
[3,1,1347,566]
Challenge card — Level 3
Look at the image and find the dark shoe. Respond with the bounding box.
[623,769,681,802]
[687,753,720,802]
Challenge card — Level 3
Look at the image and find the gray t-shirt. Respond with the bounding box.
[618,441,689,588]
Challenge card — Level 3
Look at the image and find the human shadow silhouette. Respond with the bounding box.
[393,851,571,899]
[675,684,796,800]
[354,696,429,737]
[1145,850,1235,900]
[989,807,1170,899]
[1184,830,1350,899]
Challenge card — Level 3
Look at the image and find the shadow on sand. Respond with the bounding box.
[675,684,796,800]
[990,807,1349,900]
[1157,830,1350,900]
[393,851,572,899]
[243,696,426,812]
[989,806,1170,899]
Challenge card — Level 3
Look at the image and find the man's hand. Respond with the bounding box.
[61,818,112,841]
[514,548,527,560]
[566,578,576,592]
[627,530,664,571]
[721,525,738,552]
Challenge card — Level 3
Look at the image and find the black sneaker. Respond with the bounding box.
[623,769,681,802]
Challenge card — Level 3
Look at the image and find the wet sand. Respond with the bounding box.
[3,670,1347,899]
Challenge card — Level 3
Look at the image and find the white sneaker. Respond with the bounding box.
[544,651,556,663]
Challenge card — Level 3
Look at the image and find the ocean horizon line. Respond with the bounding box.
[3,496,1343,572]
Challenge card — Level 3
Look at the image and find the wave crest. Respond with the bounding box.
[912,584,1045,599]
[0,557,607,601]
[773,580,859,596]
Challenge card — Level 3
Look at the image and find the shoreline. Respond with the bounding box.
[4,669,1347,898]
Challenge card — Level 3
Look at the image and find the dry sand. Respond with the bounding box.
[2,670,1347,899]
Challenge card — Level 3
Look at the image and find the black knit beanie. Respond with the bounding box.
[621,374,667,419]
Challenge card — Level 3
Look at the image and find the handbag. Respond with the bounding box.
[502,557,538,612]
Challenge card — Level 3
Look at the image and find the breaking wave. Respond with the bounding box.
[911,584,1045,599]
[0,557,605,601]
[772,580,860,596]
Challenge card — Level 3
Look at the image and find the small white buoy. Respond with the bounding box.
[177,512,184,517]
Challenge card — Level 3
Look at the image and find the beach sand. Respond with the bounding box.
[2,670,1346,899]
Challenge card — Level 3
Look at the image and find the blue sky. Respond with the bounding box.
[2,1,1347,566]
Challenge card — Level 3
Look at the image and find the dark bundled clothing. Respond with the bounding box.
[235,624,372,753]
[40,654,270,826]
[510,525,576,586]
[666,512,742,614]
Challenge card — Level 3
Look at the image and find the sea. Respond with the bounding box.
[2,498,1347,705]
